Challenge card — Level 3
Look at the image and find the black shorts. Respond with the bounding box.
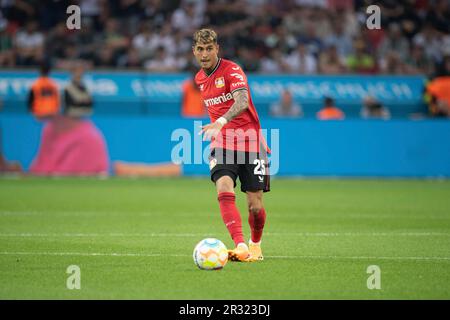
[209,148,270,193]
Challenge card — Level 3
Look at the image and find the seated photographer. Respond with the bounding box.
[360,96,391,120]
[64,65,93,118]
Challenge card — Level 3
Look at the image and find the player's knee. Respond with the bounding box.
[248,200,263,215]
[216,176,234,193]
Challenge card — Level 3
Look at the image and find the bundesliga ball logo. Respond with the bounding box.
[193,238,228,270]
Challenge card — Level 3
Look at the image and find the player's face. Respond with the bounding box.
[193,42,219,71]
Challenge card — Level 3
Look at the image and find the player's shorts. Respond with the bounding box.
[209,148,270,193]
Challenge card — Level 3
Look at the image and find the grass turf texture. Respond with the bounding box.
[0,177,449,299]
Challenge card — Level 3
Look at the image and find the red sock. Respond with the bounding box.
[248,207,266,243]
[218,192,245,246]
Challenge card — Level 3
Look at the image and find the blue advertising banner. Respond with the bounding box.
[0,71,426,116]
[1,115,449,177]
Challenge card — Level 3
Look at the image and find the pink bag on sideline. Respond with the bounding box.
[30,117,109,175]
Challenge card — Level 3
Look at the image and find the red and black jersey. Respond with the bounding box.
[195,58,269,153]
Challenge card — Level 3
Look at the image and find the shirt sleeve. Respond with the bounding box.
[224,64,248,94]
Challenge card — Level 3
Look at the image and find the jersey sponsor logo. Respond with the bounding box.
[204,92,233,107]
[231,81,246,88]
[230,73,244,81]
[215,76,225,88]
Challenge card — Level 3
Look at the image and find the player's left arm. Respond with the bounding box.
[200,65,250,141]
[222,89,249,122]
[199,89,249,141]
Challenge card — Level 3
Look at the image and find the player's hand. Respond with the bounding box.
[199,121,224,141]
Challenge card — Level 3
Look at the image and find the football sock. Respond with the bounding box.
[218,192,245,246]
[248,207,266,243]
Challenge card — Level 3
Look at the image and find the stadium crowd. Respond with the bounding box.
[0,0,450,78]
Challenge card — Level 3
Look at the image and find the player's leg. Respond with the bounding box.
[238,151,270,261]
[246,190,266,260]
[214,175,243,240]
[214,175,251,261]
[210,148,250,261]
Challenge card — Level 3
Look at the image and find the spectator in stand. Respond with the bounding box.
[434,50,450,77]
[144,46,178,72]
[0,0,449,75]
[323,18,354,57]
[1,0,36,28]
[284,42,317,74]
[173,29,192,58]
[132,21,156,61]
[46,22,72,62]
[413,23,442,64]
[378,23,410,62]
[346,38,376,74]
[93,46,116,67]
[79,0,102,29]
[316,96,345,120]
[379,50,409,75]
[270,89,303,118]
[236,47,260,72]
[425,0,450,34]
[296,21,323,58]
[405,43,435,76]
[397,3,422,41]
[0,19,14,66]
[118,47,142,68]
[171,0,203,37]
[14,20,44,66]
[318,44,347,74]
[264,25,297,54]
[282,6,306,37]
[260,48,290,74]
[360,96,391,120]
[102,18,129,62]
[74,17,99,62]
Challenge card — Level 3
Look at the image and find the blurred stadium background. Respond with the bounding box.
[0,0,450,299]
[1,0,450,176]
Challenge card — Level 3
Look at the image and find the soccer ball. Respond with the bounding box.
[193,238,228,270]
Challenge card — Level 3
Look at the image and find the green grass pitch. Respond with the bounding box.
[0,177,449,299]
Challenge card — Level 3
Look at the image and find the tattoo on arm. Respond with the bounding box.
[223,89,249,122]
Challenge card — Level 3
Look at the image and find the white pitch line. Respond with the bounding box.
[269,232,450,237]
[268,255,450,261]
[0,232,449,237]
[0,251,449,262]
[0,233,207,237]
[0,251,188,258]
